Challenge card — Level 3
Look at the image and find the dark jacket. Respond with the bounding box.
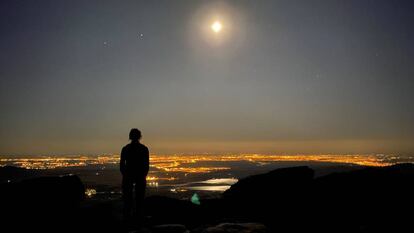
[120,142,149,179]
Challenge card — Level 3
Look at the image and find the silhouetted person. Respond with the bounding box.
[120,128,149,219]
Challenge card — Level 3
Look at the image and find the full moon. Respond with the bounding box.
[211,21,222,33]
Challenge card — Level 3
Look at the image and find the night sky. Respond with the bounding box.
[1,0,413,155]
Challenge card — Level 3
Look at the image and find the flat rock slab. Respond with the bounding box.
[201,223,267,233]
[151,224,189,233]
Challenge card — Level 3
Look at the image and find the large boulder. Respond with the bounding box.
[0,175,85,232]
[311,163,414,232]
[223,166,314,200]
[2,175,85,208]
[221,166,314,231]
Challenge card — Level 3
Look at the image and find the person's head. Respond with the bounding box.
[129,128,142,142]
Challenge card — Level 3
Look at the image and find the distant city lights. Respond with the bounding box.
[0,153,408,172]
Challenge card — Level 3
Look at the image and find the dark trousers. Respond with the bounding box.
[122,176,146,217]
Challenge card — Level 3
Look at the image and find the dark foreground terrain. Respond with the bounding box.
[1,163,413,233]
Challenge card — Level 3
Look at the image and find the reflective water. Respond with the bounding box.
[180,178,238,192]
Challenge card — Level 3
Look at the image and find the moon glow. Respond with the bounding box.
[211,21,222,33]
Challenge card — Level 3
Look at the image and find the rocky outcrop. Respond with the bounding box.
[1,164,413,232]
[0,175,85,232]
[141,164,414,232]
[220,164,414,232]
[311,163,414,232]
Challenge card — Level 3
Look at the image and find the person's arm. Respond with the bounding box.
[144,147,150,177]
[120,147,126,175]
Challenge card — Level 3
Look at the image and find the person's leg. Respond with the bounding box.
[134,176,147,218]
[122,176,133,219]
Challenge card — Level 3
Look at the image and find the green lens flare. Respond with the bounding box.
[191,193,201,205]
